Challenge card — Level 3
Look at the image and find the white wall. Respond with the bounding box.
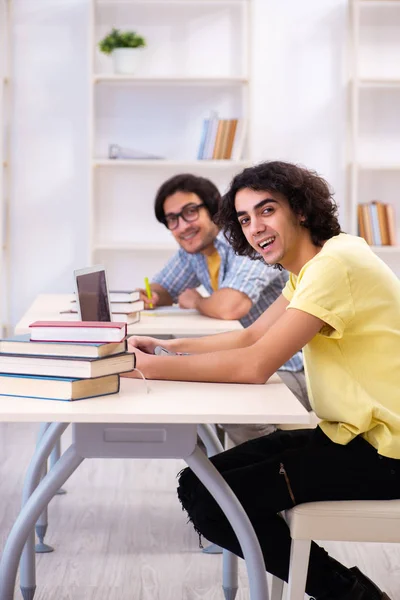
[9,0,348,328]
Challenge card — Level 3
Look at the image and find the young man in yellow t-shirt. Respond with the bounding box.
[128,161,399,599]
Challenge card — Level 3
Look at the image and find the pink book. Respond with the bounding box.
[29,321,127,343]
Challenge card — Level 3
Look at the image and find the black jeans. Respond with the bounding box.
[177,427,400,598]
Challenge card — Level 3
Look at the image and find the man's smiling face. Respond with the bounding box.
[164,191,218,254]
[234,188,305,269]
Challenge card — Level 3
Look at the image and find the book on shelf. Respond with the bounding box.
[0,334,127,359]
[0,352,135,379]
[357,201,397,246]
[197,111,245,160]
[108,144,164,160]
[0,373,120,402]
[29,321,127,343]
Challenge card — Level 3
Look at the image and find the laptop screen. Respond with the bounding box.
[75,268,111,322]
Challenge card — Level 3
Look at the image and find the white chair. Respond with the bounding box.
[271,498,400,600]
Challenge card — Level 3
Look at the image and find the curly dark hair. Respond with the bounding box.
[154,173,221,226]
[215,161,342,260]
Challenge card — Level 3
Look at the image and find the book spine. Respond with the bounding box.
[212,120,225,159]
[231,118,246,161]
[203,112,219,159]
[386,203,397,246]
[376,202,390,245]
[197,119,209,160]
[224,119,238,159]
[369,202,382,246]
[357,204,366,241]
[362,204,373,245]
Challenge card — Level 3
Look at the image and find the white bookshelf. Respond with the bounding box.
[89,0,252,289]
[350,0,400,275]
[0,0,12,336]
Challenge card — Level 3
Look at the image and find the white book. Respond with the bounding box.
[231,118,247,161]
[69,300,144,314]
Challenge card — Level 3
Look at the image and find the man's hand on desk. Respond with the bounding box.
[178,288,202,309]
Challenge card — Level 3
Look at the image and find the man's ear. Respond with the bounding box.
[298,214,307,227]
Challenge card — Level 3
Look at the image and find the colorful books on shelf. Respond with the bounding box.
[357,201,397,246]
[29,321,127,343]
[197,111,246,161]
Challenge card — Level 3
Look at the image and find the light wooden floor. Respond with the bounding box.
[1,423,399,600]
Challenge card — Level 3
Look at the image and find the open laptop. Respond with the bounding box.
[73,265,112,322]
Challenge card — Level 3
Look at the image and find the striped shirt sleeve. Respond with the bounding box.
[221,254,285,305]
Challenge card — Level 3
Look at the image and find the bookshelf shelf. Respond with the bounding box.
[97,0,247,4]
[370,245,400,253]
[90,0,251,288]
[94,75,249,85]
[358,79,400,89]
[94,242,178,252]
[359,1,400,6]
[93,159,250,168]
[350,0,400,274]
[357,163,400,171]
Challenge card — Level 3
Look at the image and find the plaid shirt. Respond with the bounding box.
[152,233,303,372]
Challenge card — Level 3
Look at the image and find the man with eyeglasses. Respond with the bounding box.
[136,173,310,445]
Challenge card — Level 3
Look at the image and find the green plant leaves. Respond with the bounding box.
[99,28,146,54]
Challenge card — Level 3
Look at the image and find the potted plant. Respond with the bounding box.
[99,28,146,75]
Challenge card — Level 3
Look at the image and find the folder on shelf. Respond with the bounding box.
[108,144,164,160]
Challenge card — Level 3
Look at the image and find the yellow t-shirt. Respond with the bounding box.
[282,233,400,458]
[206,249,221,291]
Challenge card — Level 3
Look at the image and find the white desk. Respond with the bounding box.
[15,294,242,337]
[0,378,309,600]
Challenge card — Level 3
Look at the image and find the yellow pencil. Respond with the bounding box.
[144,277,153,309]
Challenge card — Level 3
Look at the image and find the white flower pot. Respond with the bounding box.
[112,48,143,75]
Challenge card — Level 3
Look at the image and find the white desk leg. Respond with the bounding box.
[34,424,53,555]
[0,442,83,600]
[49,439,67,495]
[34,426,67,555]
[18,423,69,600]
[197,424,239,600]
[186,446,269,600]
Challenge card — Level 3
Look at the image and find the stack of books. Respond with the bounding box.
[65,291,145,325]
[197,111,246,161]
[357,201,397,246]
[0,321,135,402]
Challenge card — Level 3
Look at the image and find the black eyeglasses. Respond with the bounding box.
[164,203,205,231]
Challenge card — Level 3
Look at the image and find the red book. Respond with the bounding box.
[29,321,127,343]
